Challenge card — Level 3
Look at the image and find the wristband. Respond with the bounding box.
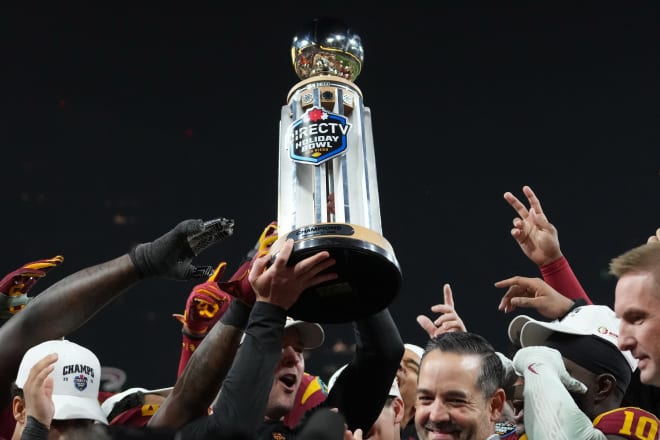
[560,299,588,319]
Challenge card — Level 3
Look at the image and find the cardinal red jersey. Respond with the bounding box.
[593,407,659,440]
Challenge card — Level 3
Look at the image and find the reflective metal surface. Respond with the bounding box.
[291,17,364,81]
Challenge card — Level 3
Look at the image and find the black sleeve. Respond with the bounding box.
[20,416,49,440]
[178,301,286,439]
[325,308,404,432]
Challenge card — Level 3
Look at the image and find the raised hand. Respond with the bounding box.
[495,275,574,318]
[0,255,64,319]
[648,228,660,243]
[23,353,58,428]
[173,261,233,337]
[249,239,337,311]
[513,346,587,394]
[217,220,278,306]
[186,217,235,256]
[129,217,234,280]
[503,186,562,267]
[416,283,467,338]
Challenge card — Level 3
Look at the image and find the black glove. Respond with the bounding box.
[129,217,234,280]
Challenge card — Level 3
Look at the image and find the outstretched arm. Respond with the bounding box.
[503,186,562,267]
[0,217,234,409]
[173,220,278,378]
[503,185,591,302]
[495,275,575,318]
[512,346,610,440]
[326,307,404,433]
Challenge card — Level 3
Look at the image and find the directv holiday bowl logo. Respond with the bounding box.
[73,374,88,391]
[288,107,351,165]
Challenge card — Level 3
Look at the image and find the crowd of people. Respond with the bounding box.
[0,185,658,440]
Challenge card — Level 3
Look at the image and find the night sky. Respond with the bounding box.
[3,4,659,389]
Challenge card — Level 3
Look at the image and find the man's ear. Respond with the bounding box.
[489,388,506,422]
[595,373,616,402]
[12,395,26,424]
[392,397,405,425]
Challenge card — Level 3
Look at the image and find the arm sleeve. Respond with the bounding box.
[325,308,404,432]
[178,301,286,439]
[540,256,593,303]
[20,416,49,440]
[176,299,251,378]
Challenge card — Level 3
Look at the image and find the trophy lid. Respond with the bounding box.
[291,17,364,81]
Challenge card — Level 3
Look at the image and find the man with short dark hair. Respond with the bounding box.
[10,339,107,440]
[415,331,506,440]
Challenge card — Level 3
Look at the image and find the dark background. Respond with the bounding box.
[3,3,659,389]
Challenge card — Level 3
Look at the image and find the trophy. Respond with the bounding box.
[271,17,402,323]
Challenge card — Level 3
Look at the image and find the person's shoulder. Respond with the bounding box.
[592,406,659,438]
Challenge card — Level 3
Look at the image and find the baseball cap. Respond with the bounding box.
[285,317,324,349]
[15,339,107,424]
[241,316,324,349]
[508,304,637,371]
[404,343,424,360]
[100,387,172,417]
[328,364,401,398]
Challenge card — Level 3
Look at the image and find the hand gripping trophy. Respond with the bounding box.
[271,17,402,323]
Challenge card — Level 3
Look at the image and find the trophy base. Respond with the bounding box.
[269,223,402,323]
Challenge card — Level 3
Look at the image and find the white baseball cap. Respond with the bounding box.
[508,304,637,371]
[241,316,324,349]
[404,343,424,360]
[328,364,401,398]
[285,317,325,349]
[100,387,173,418]
[16,339,107,424]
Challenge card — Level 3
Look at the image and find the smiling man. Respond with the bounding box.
[415,332,506,440]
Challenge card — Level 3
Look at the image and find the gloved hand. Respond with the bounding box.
[0,255,64,319]
[512,346,607,440]
[129,217,234,280]
[513,346,587,394]
[173,261,233,336]
[217,220,278,306]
